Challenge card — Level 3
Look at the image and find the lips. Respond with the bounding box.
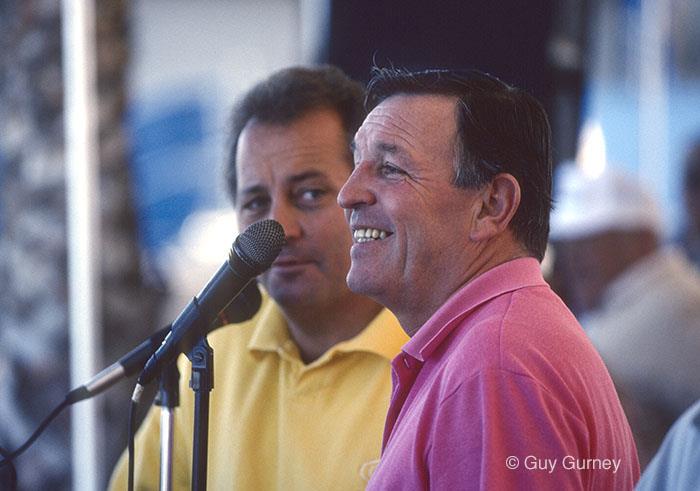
[271,255,313,268]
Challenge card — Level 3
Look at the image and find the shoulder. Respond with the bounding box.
[433,285,614,414]
[499,286,602,374]
[638,399,700,490]
[207,294,281,349]
[442,284,590,375]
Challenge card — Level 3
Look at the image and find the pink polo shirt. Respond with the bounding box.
[368,258,639,490]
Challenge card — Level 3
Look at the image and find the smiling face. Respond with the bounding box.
[234,108,356,310]
[337,94,486,329]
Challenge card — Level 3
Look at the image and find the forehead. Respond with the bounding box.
[236,109,352,189]
[355,94,458,157]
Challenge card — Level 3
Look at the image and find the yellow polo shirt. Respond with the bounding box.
[109,295,407,490]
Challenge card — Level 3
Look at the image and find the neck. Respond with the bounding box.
[397,239,528,336]
[281,294,383,364]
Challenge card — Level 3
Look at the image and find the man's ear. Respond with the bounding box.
[469,173,521,242]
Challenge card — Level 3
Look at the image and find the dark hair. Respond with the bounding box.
[226,65,365,202]
[365,67,553,261]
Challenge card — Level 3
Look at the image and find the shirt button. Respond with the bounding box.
[403,356,411,369]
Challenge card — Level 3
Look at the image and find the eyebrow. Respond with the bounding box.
[377,142,399,154]
[238,184,267,198]
[350,139,403,156]
[288,169,326,184]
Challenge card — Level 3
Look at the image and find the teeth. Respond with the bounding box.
[353,227,389,243]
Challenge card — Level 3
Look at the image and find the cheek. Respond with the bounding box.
[404,206,461,246]
[328,225,354,260]
[238,220,255,236]
[313,213,353,257]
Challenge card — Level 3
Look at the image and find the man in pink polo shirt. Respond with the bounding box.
[338,67,640,489]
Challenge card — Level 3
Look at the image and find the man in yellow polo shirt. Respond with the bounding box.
[109,66,407,490]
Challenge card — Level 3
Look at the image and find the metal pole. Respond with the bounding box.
[160,408,175,491]
[300,0,330,63]
[61,0,103,489]
[639,0,671,234]
[157,361,180,491]
[188,337,214,491]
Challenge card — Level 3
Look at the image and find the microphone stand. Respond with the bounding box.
[156,361,180,491]
[186,336,214,491]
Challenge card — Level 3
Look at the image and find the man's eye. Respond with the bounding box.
[298,188,327,202]
[242,196,269,211]
[380,163,405,177]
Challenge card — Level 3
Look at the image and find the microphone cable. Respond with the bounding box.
[0,395,71,478]
[0,379,145,491]
[0,444,18,491]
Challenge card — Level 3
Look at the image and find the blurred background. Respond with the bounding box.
[1,0,699,489]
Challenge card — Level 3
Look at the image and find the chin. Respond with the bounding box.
[347,273,382,300]
[268,277,325,305]
[268,288,308,309]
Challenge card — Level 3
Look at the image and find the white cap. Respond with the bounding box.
[549,163,663,241]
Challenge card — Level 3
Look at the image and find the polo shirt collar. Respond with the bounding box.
[332,308,407,360]
[248,297,406,362]
[403,257,546,362]
[248,298,294,353]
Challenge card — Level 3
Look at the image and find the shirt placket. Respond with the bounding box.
[382,353,422,450]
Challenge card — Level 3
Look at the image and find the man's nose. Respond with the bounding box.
[338,163,376,210]
[269,202,301,241]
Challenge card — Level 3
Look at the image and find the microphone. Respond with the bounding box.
[136,219,285,388]
[65,281,263,404]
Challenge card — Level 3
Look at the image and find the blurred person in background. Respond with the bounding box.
[550,163,700,469]
[109,65,408,489]
[637,397,700,490]
[677,139,700,268]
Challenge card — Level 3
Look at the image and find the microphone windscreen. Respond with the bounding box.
[232,219,285,272]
